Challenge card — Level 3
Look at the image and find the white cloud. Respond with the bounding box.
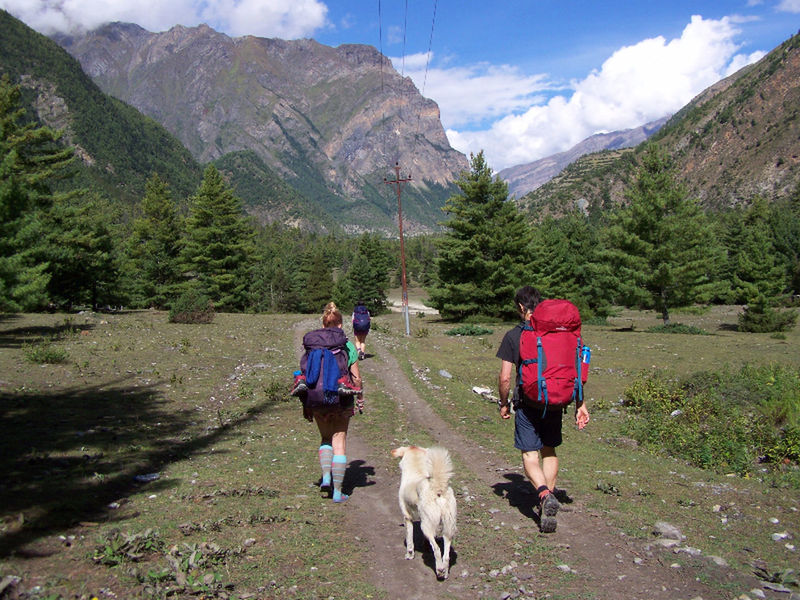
[393,53,554,129]
[0,0,327,37]
[777,0,800,12]
[437,15,766,171]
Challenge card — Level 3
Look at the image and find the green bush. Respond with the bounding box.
[622,364,800,479]
[445,324,493,336]
[645,323,710,335]
[738,296,798,333]
[23,341,69,364]
[169,289,214,324]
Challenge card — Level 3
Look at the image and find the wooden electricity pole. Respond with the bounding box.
[384,162,412,336]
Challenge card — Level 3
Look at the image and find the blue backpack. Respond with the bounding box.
[352,304,371,333]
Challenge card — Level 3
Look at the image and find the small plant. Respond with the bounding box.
[445,324,494,336]
[92,529,164,566]
[414,327,430,338]
[23,341,69,364]
[168,289,214,324]
[738,295,798,333]
[645,323,710,335]
[263,377,288,403]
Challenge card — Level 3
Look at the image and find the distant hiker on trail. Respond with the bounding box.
[292,302,363,503]
[496,286,590,532]
[351,301,371,360]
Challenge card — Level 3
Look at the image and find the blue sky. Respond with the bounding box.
[2,0,799,170]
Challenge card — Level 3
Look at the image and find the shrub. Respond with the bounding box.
[169,289,214,324]
[622,364,800,479]
[645,323,710,335]
[23,341,69,364]
[738,295,798,333]
[445,324,493,336]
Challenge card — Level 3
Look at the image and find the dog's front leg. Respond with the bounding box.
[404,516,415,559]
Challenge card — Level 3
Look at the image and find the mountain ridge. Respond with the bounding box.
[54,22,469,233]
[498,117,668,199]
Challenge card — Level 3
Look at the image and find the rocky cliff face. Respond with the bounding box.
[54,23,467,232]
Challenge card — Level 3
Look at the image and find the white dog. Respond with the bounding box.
[391,445,457,580]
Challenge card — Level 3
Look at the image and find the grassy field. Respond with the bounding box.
[0,305,798,599]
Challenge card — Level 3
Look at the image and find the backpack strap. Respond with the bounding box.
[518,322,537,393]
[537,335,548,416]
[574,336,583,405]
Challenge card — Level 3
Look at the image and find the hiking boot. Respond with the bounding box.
[358,351,366,361]
[539,492,560,533]
[290,374,308,396]
[337,377,362,396]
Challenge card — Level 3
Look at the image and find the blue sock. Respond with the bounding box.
[332,455,347,501]
[318,445,333,487]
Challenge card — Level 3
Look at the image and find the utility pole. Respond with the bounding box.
[384,162,412,336]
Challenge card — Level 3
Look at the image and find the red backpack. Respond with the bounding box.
[518,299,589,414]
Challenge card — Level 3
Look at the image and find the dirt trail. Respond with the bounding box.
[294,322,773,599]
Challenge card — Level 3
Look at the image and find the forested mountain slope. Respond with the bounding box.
[523,33,800,218]
[0,10,203,204]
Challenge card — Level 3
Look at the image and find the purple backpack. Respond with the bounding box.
[352,304,371,333]
[300,328,351,407]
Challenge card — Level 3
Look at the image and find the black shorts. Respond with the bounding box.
[514,404,563,451]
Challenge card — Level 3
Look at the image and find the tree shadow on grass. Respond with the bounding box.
[0,321,95,349]
[0,377,278,557]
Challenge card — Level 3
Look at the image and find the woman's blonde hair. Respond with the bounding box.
[322,302,342,327]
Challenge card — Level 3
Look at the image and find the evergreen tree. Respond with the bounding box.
[336,233,391,313]
[127,174,184,308]
[529,213,613,318]
[41,194,122,310]
[769,186,800,295]
[300,247,335,313]
[602,144,725,324]
[180,165,255,311]
[428,151,533,319]
[0,74,74,311]
[724,197,785,303]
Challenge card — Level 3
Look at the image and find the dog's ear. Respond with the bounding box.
[391,446,407,458]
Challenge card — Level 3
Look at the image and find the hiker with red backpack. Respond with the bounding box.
[496,286,590,533]
[291,302,363,503]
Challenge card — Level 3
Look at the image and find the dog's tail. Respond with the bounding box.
[425,446,454,495]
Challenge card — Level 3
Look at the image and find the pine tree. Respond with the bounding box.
[529,213,613,319]
[180,165,255,311]
[602,144,726,324]
[724,197,785,303]
[127,174,184,308]
[0,74,74,311]
[337,233,391,313]
[41,194,122,310]
[301,248,335,313]
[428,151,533,319]
[769,186,800,296]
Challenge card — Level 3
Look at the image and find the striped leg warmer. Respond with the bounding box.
[332,454,348,502]
[318,444,333,488]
